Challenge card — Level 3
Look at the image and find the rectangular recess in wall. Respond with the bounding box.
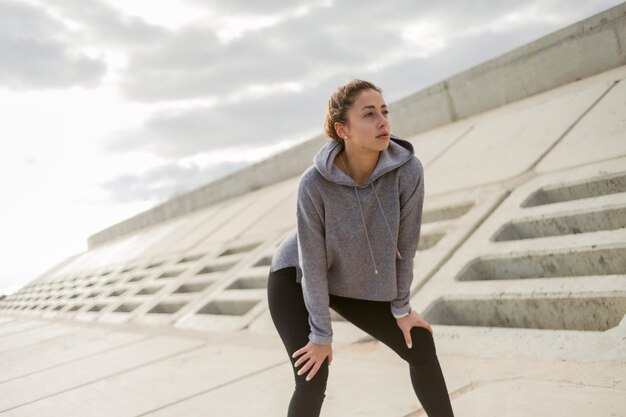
[173,281,213,293]
[226,276,267,290]
[418,232,446,250]
[197,263,235,275]
[157,270,183,279]
[128,275,146,283]
[113,303,139,313]
[423,295,626,331]
[148,302,186,314]
[137,286,162,295]
[253,256,272,267]
[522,174,626,207]
[422,203,473,223]
[219,241,261,257]
[492,207,626,241]
[456,247,626,281]
[197,299,259,316]
[178,254,205,264]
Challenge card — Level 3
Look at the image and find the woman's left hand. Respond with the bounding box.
[396,310,433,349]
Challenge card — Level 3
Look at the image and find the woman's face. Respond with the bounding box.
[340,88,390,152]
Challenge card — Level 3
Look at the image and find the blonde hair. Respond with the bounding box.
[324,79,382,143]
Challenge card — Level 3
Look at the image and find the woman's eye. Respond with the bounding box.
[364,112,374,118]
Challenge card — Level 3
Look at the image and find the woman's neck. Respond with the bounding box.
[337,145,380,185]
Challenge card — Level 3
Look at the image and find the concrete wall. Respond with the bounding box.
[88,3,626,249]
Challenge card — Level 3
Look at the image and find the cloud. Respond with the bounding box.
[105,80,332,157]
[117,1,431,102]
[0,0,106,90]
[187,0,324,14]
[99,159,249,203]
[44,0,168,46]
[102,0,626,160]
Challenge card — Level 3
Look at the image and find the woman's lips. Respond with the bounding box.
[376,133,390,140]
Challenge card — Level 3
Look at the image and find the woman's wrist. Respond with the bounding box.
[393,308,411,319]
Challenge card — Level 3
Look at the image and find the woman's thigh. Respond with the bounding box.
[267,267,329,385]
[329,295,436,363]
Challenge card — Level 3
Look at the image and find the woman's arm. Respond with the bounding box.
[294,173,333,381]
[296,175,333,345]
[391,158,425,318]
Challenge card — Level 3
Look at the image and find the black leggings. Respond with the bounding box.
[267,266,454,417]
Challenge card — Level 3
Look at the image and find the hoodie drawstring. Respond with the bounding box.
[352,186,379,275]
[371,183,403,261]
[340,152,402,275]
[351,182,403,276]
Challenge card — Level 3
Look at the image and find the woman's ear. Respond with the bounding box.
[334,122,347,140]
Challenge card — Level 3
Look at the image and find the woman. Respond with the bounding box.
[268,79,454,417]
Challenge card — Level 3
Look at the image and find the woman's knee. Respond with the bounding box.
[293,362,329,393]
[404,327,438,364]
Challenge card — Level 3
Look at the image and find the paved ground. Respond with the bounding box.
[1,314,624,417]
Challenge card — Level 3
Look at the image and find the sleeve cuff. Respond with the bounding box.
[309,332,332,345]
[391,304,412,319]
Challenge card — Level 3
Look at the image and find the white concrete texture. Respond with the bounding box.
[424,78,614,194]
[1,7,626,415]
[412,156,626,362]
[536,66,626,172]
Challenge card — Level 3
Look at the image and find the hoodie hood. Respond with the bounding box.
[314,136,415,187]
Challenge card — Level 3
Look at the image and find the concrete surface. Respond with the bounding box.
[1,315,624,416]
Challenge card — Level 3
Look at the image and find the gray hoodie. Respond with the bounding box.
[270,136,424,345]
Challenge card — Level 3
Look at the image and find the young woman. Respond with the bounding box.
[268,79,454,417]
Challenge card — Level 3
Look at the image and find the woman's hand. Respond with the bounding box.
[396,310,433,349]
[292,341,333,381]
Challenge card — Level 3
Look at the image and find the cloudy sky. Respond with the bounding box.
[0,0,622,294]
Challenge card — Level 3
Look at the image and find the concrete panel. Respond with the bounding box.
[0,324,76,354]
[0,317,15,326]
[141,344,470,417]
[199,180,296,244]
[0,329,145,382]
[389,82,455,139]
[239,178,299,239]
[1,343,282,417]
[424,322,626,364]
[426,80,612,195]
[0,320,46,338]
[0,335,204,413]
[537,76,626,172]
[448,29,622,119]
[406,120,474,167]
[449,378,626,417]
[139,209,220,257]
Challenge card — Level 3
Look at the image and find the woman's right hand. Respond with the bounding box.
[292,341,333,381]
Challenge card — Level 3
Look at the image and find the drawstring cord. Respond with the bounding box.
[352,186,379,275]
[340,152,403,275]
[371,183,403,260]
